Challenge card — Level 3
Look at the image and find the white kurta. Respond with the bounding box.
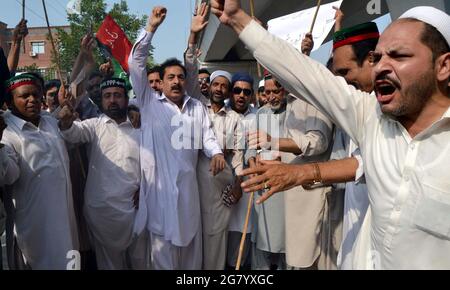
[129,30,222,247]
[1,111,78,269]
[60,114,140,254]
[240,20,450,269]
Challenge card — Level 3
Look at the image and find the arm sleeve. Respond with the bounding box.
[0,143,20,186]
[128,30,158,109]
[60,118,97,144]
[201,106,223,158]
[239,21,377,146]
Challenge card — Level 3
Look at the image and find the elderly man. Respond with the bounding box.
[212,1,450,269]
[0,73,78,269]
[128,6,225,270]
[58,78,147,270]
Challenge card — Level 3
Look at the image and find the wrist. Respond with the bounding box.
[147,25,158,33]
[229,9,253,34]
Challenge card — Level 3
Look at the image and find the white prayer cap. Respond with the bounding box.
[210,70,232,84]
[258,80,265,88]
[399,6,450,48]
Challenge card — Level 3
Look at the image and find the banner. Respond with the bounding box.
[268,0,343,52]
[96,15,133,73]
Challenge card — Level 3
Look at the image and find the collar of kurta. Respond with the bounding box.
[6,111,40,131]
[208,104,228,115]
[101,113,133,127]
[158,93,192,111]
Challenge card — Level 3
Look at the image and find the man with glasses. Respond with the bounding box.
[246,74,333,270]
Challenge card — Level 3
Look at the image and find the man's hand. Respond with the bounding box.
[240,161,310,204]
[248,130,272,150]
[333,6,344,32]
[191,3,209,34]
[58,103,78,130]
[210,153,225,176]
[99,59,114,77]
[13,19,28,42]
[80,34,96,56]
[147,6,167,33]
[128,108,141,129]
[210,0,241,25]
[0,114,7,142]
[301,33,314,56]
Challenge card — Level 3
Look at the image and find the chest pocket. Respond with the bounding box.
[414,178,450,240]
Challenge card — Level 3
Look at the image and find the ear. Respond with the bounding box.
[435,52,450,83]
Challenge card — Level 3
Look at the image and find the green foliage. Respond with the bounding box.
[55,0,154,74]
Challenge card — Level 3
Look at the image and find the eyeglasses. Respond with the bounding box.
[264,89,281,95]
[232,87,252,96]
[198,77,210,84]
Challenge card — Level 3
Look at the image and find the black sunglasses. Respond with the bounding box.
[232,87,252,96]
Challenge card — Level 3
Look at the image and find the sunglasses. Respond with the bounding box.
[198,77,210,84]
[232,87,252,96]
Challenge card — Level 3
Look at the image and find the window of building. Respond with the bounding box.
[31,41,45,54]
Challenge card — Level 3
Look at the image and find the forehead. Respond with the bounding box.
[12,83,42,96]
[164,65,184,76]
[264,78,279,88]
[233,80,252,88]
[198,73,210,78]
[333,45,357,67]
[148,72,160,79]
[211,76,230,86]
[376,20,425,51]
[102,86,125,96]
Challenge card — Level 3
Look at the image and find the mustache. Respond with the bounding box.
[171,85,182,91]
[375,74,401,88]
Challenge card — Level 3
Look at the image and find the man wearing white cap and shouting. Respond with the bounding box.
[211,1,450,269]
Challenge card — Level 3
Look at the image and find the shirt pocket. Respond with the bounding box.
[414,178,450,240]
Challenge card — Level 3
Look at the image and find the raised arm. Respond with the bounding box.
[184,3,209,99]
[58,104,96,144]
[70,34,97,94]
[128,6,166,108]
[8,19,28,74]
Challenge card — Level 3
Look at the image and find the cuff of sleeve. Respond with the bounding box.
[211,149,223,157]
[239,20,267,53]
[352,150,365,184]
[59,122,76,137]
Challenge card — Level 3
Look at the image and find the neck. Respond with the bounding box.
[211,100,224,113]
[113,115,127,124]
[12,111,40,127]
[399,94,450,138]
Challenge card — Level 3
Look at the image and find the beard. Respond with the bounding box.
[104,106,127,120]
[382,70,435,118]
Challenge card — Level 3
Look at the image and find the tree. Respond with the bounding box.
[55,0,154,74]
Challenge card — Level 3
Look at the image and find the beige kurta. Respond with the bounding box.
[282,95,334,268]
[197,105,244,269]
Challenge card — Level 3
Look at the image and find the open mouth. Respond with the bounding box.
[375,81,397,104]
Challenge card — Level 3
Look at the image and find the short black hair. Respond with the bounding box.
[147,65,162,76]
[351,38,379,67]
[159,58,187,79]
[44,79,61,94]
[198,68,210,75]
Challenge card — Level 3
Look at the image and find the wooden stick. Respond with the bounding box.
[22,0,26,53]
[235,191,254,270]
[309,0,322,34]
[249,0,262,78]
[42,0,64,87]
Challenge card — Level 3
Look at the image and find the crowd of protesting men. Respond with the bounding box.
[0,0,449,270]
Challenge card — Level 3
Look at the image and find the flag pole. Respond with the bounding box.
[249,0,262,79]
[309,0,322,34]
[235,191,254,270]
[42,0,64,87]
[22,0,26,53]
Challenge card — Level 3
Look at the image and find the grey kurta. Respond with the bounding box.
[282,95,334,268]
